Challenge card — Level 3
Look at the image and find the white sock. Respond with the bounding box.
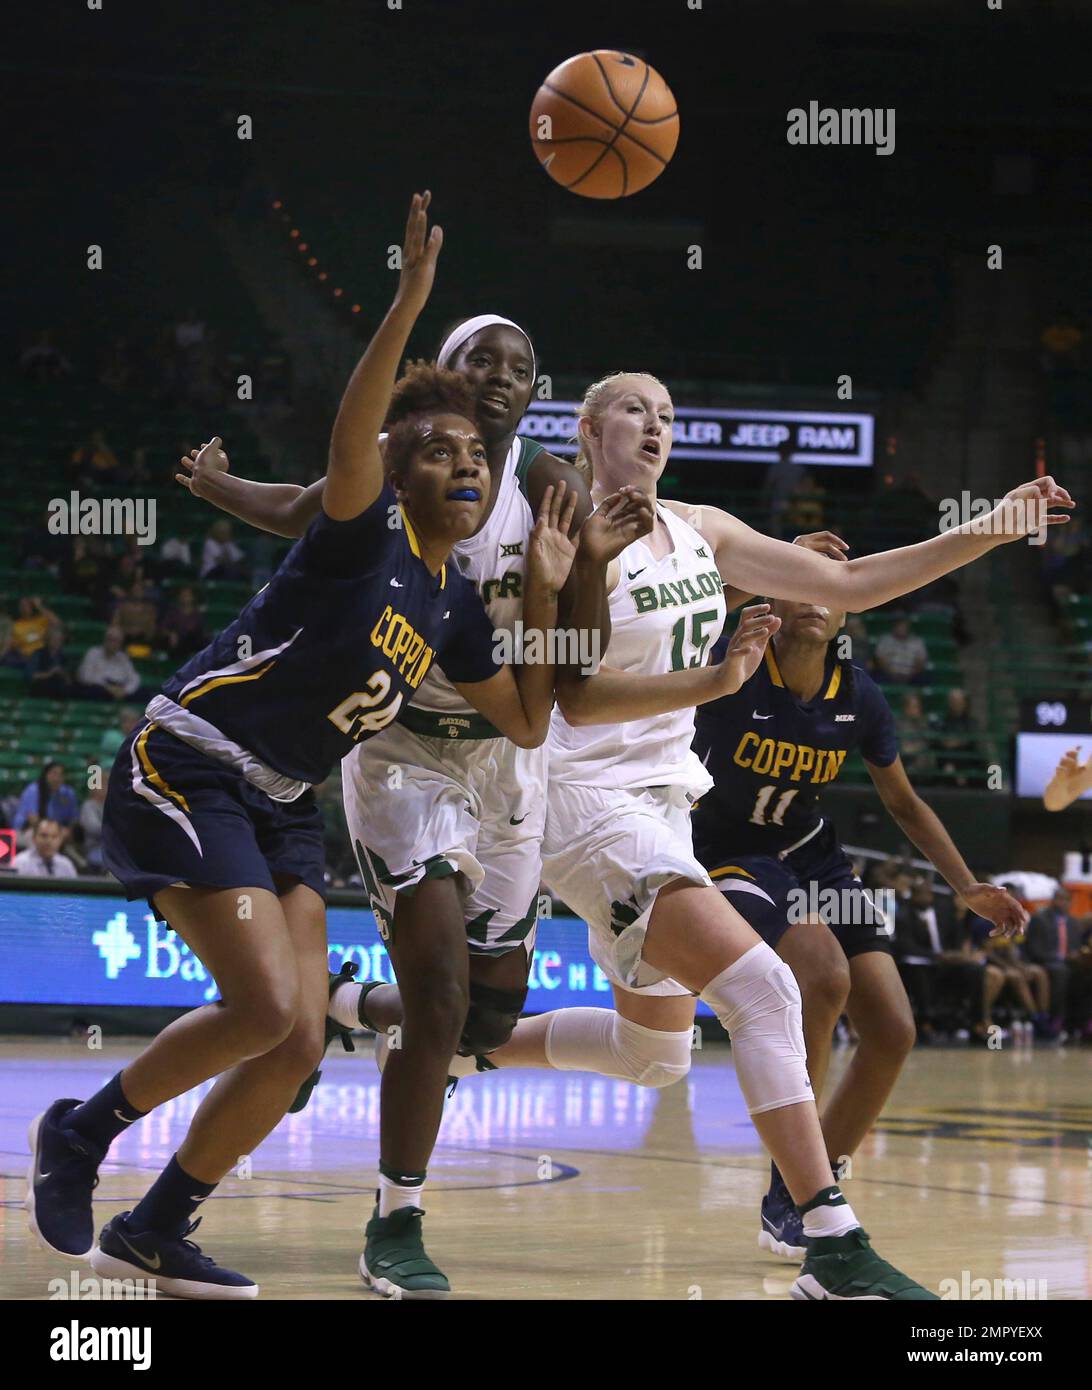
[330,981,364,1031]
[801,1189,859,1239]
[377,1171,425,1217]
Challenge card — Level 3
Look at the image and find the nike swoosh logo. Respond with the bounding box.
[509,814,528,825]
[627,567,647,580]
[113,1110,135,1124]
[443,611,450,619]
[390,578,404,588]
[34,1163,51,1183]
[753,711,773,719]
[117,1231,161,1271]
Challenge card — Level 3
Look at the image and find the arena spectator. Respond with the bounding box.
[14,762,79,843]
[76,625,141,700]
[62,538,111,610]
[27,624,73,698]
[0,611,12,663]
[12,820,78,878]
[957,898,1045,1030]
[1041,514,1090,610]
[784,470,826,533]
[77,777,109,873]
[933,687,979,786]
[843,614,872,671]
[898,691,936,780]
[893,877,992,1041]
[112,579,159,648]
[157,532,195,575]
[19,330,71,383]
[22,506,70,574]
[1024,886,1092,1038]
[159,584,208,658]
[874,615,929,684]
[200,517,247,580]
[10,596,59,664]
[70,429,121,488]
[761,440,804,539]
[98,706,142,763]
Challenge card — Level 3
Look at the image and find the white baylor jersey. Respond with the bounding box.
[412,435,539,720]
[549,502,727,794]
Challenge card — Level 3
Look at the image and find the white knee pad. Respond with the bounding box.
[700,942,812,1116]
[545,1008,692,1088]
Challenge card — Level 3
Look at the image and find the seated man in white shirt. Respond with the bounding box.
[12,820,79,878]
[76,625,141,701]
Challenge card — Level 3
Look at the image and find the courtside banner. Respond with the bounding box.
[518,401,874,467]
[0,886,714,1016]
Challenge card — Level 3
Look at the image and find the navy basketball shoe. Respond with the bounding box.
[91,1212,258,1299]
[758,1166,808,1261]
[26,1099,104,1259]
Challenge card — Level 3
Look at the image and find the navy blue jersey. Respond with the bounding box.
[692,641,898,856]
[156,483,499,786]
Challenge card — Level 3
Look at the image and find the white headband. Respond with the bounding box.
[436,313,536,381]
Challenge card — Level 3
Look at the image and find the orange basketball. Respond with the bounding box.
[529,50,679,199]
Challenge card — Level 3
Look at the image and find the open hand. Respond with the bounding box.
[578,486,655,565]
[176,437,230,499]
[961,882,1028,939]
[527,480,579,596]
[395,191,443,316]
[715,603,781,695]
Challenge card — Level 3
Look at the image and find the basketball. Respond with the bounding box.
[529,50,680,199]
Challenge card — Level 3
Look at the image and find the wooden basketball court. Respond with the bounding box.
[2,1037,1089,1300]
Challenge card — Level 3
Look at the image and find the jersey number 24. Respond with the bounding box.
[327,671,403,741]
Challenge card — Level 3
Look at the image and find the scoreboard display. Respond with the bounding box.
[1015,699,1092,801]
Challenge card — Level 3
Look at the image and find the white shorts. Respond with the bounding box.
[541,781,710,996]
[342,715,547,956]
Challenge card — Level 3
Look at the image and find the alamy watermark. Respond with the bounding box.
[939,493,1047,546]
[787,883,894,930]
[786,102,895,157]
[492,621,601,676]
[48,492,156,546]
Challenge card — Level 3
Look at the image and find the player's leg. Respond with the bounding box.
[639,880,933,1298]
[360,873,470,1300]
[29,882,298,1271]
[819,949,916,1165]
[89,880,328,1299]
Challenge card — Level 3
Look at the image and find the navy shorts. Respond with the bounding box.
[702,821,894,960]
[102,723,327,916]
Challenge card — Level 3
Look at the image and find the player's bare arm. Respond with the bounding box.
[1043,745,1092,811]
[678,478,1075,612]
[176,440,325,539]
[454,480,578,746]
[681,527,849,610]
[527,452,614,664]
[866,754,1028,936]
[325,191,442,521]
[558,602,779,726]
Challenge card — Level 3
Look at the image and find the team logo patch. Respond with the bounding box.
[500,541,523,557]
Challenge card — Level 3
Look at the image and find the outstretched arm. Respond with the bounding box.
[324,191,441,520]
[676,479,1074,613]
[867,755,1027,936]
[176,440,325,539]
[557,603,780,726]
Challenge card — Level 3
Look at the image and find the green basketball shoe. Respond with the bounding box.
[791,1228,938,1300]
[359,1205,451,1300]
